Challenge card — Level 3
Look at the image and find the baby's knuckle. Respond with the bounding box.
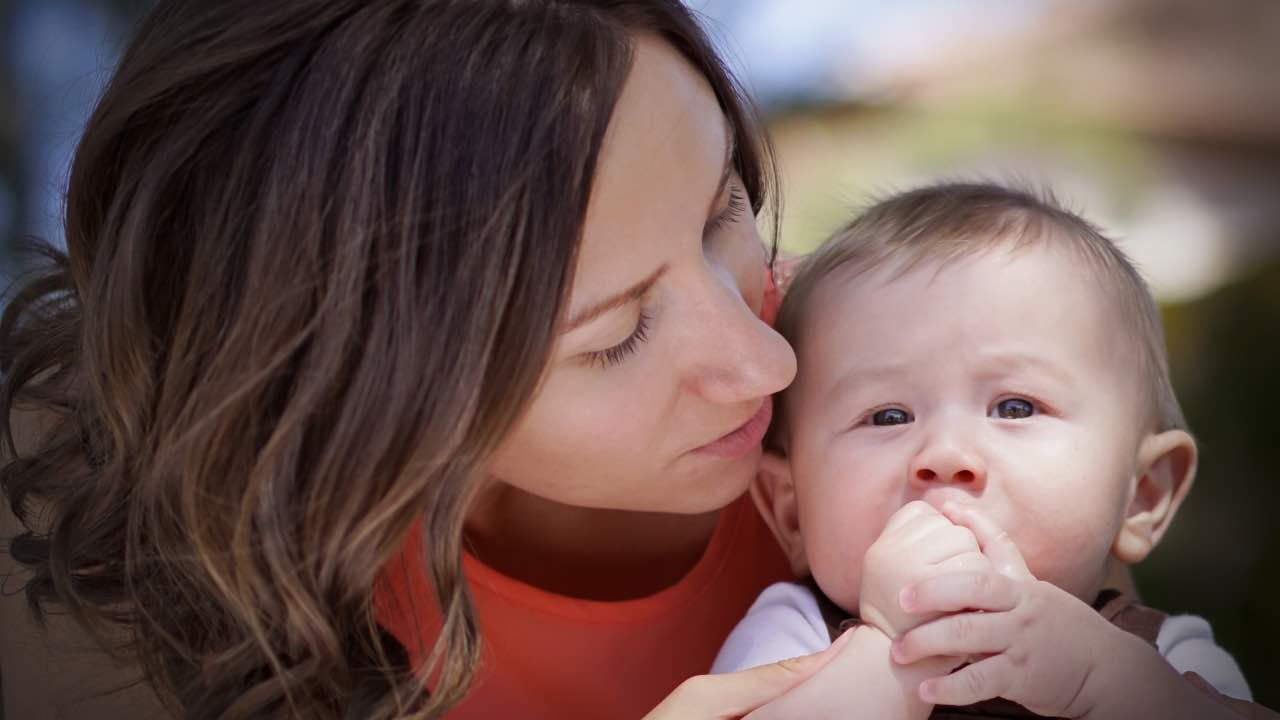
[902,499,932,514]
[965,666,988,698]
[864,545,887,568]
[1016,610,1034,631]
[970,572,991,595]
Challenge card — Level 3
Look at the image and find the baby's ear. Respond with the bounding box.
[1112,429,1197,564]
[752,451,808,576]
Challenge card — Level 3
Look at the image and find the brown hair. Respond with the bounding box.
[770,181,1185,450]
[0,1,776,718]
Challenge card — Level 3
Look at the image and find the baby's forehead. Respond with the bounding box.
[791,240,1147,393]
[801,240,1104,330]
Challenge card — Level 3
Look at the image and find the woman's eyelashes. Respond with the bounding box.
[703,182,747,236]
[584,309,653,369]
[580,180,746,371]
[580,182,745,372]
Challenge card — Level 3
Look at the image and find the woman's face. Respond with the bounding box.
[485,35,796,514]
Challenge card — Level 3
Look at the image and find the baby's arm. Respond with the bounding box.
[714,583,949,720]
[891,503,1250,720]
[739,501,980,719]
[749,623,950,720]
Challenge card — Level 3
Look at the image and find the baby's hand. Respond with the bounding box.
[890,503,1129,717]
[859,500,988,640]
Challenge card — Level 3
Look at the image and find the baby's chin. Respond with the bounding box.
[804,573,860,616]
[1028,557,1115,605]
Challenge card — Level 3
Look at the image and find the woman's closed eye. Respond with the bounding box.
[703,182,747,237]
[583,309,653,369]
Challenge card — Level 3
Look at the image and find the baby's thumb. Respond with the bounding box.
[941,502,1032,579]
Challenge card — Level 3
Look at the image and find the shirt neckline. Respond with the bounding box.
[460,494,749,624]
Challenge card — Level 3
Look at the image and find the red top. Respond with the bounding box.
[373,266,789,718]
[374,495,790,719]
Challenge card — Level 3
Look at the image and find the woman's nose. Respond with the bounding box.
[681,265,796,404]
[908,423,988,490]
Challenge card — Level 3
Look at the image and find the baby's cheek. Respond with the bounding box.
[1016,516,1115,600]
[803,518,878,613]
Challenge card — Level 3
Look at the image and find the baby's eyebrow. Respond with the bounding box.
[825,363,910,402]
[975,351,1077,386]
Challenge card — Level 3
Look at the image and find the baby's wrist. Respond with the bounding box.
[1076,623,1182,719]
[857,600,905,640]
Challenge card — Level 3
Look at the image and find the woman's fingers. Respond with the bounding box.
[901,569,1019,616]
[644,631,851,720]
[891,611,1008,665]
[918,654,1015,707]
[940,502,1032,579]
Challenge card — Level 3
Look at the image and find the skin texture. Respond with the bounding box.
[758,244,1196,614]
[466,34,796,599]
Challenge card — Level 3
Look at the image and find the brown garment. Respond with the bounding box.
[807,579,1167,720]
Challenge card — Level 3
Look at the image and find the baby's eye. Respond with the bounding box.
[993,398,1035,419]
[871,408,913,426]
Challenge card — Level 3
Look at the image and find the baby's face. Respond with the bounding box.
[786,244,1148,612]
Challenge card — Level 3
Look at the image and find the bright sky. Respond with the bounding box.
[692,0,1049,106]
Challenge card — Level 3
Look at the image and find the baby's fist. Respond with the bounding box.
[860,501,987,638]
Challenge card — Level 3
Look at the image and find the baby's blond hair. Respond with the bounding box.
[771,181,1185,450]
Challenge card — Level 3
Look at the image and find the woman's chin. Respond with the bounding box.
[665,444,762,513]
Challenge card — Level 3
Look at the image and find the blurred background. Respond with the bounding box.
[1,0,1276,708]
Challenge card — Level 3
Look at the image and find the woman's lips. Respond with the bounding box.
[694,397,773,459]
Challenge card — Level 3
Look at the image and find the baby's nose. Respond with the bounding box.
[909,446,987,489]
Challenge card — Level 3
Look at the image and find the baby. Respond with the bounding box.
[713,182,1252,718]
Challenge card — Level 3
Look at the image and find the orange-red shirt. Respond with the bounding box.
[374,493,790,719]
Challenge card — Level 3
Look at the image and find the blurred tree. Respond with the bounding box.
[1147,257,1280,706]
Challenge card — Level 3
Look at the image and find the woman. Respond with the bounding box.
[0,1,839,718]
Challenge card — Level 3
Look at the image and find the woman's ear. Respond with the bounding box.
[752,451,808,576]
[1112,429,1197,565]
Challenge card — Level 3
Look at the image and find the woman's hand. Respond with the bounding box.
[643,630,852,720]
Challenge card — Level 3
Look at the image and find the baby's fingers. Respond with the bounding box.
[900,570,1019,616]
[940,503,1032,579]
[891,611,1009,665]
[918,654,1015,707]
[882,500,941,535]
[932,551,990,575]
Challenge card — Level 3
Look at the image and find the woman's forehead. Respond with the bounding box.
[571,35,729,311]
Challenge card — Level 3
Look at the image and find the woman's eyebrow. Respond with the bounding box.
[560,264,668,335]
